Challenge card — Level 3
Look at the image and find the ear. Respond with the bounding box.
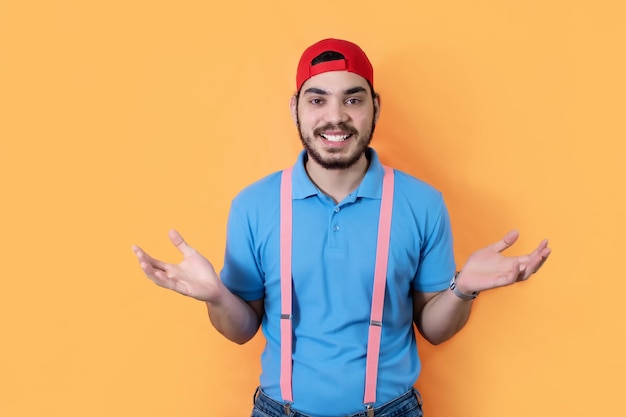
[373,93,381,124]
[289,95,298,125]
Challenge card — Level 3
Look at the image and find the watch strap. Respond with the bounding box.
[449,272,479,300]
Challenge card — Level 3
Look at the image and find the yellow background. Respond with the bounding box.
[1,0,624,416]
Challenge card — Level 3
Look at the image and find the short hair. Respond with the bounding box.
[311,51,346,66]
[297,50,378,100]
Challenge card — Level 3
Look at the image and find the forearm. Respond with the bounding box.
[205,282,262,345]
[416,289,474,345]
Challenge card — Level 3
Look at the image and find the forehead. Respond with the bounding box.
[300,71,371,95]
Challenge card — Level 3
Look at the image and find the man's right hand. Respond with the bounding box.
[132,230,220,302]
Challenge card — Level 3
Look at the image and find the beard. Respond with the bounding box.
[296,115,376,170]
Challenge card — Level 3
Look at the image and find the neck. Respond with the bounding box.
[305,153,370,204]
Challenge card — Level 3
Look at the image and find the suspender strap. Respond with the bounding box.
[363,166,394,405]
[279,166,294,403]
[279,165,395,407]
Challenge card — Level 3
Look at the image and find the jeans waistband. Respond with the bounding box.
[253,387,422,417]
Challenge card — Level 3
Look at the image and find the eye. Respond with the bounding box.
[309,98,324,105]
[346,98,361,105]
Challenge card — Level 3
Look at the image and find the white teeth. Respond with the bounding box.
[320,134,350,142]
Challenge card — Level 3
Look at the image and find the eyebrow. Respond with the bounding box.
[303,87,328,95]
[344,86,367,95]
[302,86,368,95]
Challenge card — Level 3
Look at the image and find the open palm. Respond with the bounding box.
[132,230,220,302]
[457,230,551,293]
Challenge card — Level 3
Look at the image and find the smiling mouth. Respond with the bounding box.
[319,133,353,142]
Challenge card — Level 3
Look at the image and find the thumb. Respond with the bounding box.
[168,229,196,257]
[490,229,520,253]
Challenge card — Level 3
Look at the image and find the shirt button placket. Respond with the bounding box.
[328,205,341,249]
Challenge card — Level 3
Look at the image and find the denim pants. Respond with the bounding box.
[251,387,423,417]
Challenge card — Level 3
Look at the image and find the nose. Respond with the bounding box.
[323,99,349,125]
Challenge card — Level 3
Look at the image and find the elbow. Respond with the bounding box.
[415,324,453,346]
[219,328,258,345]
[424,335,450,346]
[419,329,445,345]
[232,338,250,346]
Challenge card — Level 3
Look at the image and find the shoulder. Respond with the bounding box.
[391,169,445,207]
[225,170,285,240]
[231,170,283,209]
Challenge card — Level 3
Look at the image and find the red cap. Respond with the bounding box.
[296,38,374,92]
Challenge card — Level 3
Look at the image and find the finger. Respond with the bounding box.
[149,268,191,296]
[168,230,196,257]
[490,229,520,253]
[513,239,550,262]
[530,239,549,257]
[132,245,184,291]
[138,258,179,288]
[132,245,168,271]
[527,256,544,278]
[532,247,551,273]
[135,251,169,276]
[517,247,551,280]
[139,260,160,277]
[524,243,551,273]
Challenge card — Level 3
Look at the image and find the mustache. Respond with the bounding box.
[313,123,358,137]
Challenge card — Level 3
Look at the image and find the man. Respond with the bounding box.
[132,38,551,417]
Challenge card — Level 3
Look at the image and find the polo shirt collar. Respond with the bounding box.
[291,148,385,200]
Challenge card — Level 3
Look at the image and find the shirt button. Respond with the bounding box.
[334,207,340,213]
[333,225,340,232]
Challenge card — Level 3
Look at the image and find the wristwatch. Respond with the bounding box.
[449,272,480,300]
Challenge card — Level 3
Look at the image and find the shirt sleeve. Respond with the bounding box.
[219,197,266,301]
[412,194,456,292]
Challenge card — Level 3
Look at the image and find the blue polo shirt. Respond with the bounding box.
[221,148,455,416]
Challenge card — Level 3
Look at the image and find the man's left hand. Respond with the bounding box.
[455,230,551,294]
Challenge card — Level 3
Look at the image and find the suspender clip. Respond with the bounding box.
[366,404,375,417]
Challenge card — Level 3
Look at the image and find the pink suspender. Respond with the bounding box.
[363,166,395,405]
[279,165,395,409]
[279,166,294,402]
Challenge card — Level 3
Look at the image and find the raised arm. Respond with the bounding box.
[132,230,263,344]
[414,230,551,345]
